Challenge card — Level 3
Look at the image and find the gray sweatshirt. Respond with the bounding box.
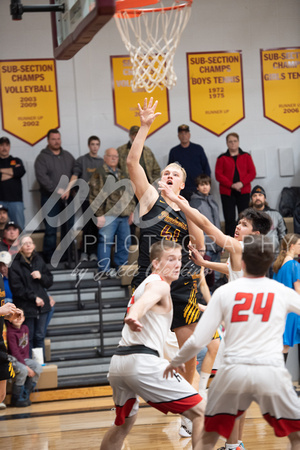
[34,146,75,195]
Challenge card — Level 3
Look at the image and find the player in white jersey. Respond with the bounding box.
[159,178,271,278]
[164,235,300,449]
[100,240,205,450]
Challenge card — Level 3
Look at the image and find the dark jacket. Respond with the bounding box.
[9,251,53,318]
[0,155,25,202]
[34,146,75,195]
[279,187,300,217]
[215,148,256,196]
[168,142,211,193]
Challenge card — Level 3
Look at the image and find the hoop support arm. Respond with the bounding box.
[10,0,65,20]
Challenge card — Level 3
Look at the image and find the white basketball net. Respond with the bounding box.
[114,1,192,93]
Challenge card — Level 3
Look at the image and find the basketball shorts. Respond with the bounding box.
[108,353,202,426]
[0,348,15,381]
[171,272,200,330]
[205,363,300,439]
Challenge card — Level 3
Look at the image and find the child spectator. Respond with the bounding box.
[6,309,43,407]
[190,174,223,281]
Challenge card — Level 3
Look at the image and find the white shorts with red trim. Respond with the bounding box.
[108,353,202,426]
[205,363,300,439]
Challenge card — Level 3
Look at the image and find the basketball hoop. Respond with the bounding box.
[114,0,193,93]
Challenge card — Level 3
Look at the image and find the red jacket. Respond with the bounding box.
[215,149,256,196]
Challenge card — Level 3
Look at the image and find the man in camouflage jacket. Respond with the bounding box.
[117,126,161,185]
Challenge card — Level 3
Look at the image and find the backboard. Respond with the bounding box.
[51,0,115,60]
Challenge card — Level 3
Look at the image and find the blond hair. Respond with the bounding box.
[150,240,182,264]
[161,163,187,183]
[273,233,300,273]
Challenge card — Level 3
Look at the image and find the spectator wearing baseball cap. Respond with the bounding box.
[177,124,190,132]
[249,185,286,276]
[0,221,22,255]
[117,125,161,185]
[0,137,26,230]
[0,205,8,240]
[168,124,211,201]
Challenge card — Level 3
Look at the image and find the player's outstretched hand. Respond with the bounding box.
[9,308,23,321]
[138,97,161,127]
[158,181,178,202]
[163,363,186,379]
[0,302,19,320]
[188,243,205,266]
[124,316,144,332]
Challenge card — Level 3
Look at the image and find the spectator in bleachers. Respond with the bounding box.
[63,136,103,262]
[168,124,211,201]
[9,235,53,357]
[0,221,21,255]
[34,129,75,263]
[250,185,287,277]
[215,132,256,237]
[273,233,300,363]
[190,174,223,282]
[6,308,43,407]
[0,137,26,230]
[89,148,135,279]
[0,205,8,240]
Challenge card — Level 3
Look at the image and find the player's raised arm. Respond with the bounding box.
[127,98,161,204]
[186,218,205,252]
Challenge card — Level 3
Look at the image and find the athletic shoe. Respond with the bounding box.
[179,416,192,438]
[89,253,98,262]
[0,402,6,410]
[217,446,243,450]
[239,443,246,449]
